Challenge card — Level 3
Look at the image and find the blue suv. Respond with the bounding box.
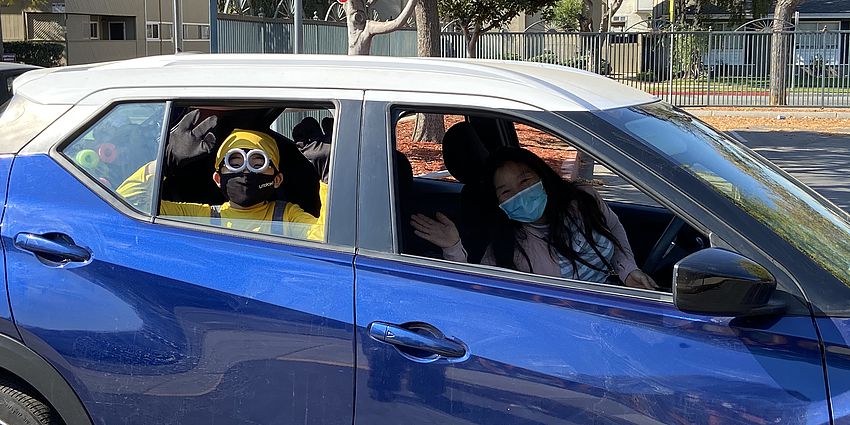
[0,55,848,425]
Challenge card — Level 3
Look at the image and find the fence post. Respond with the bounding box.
[667,32,674,101]
[260,21,265,54]
[821,30,827,107]
[791,31,798,101]
[209,1,218,53]
[706,30,712,107]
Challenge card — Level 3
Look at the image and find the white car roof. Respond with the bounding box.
[13,54,657,111]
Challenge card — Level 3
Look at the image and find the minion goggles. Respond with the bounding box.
[220,148,276,174]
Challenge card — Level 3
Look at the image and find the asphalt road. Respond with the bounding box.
[735,130,850,212]
[594,129,850,213]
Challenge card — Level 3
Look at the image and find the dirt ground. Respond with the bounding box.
[396,116,576,177]
[700,116,850,134]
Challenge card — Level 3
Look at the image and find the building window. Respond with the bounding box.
[161,23,173,40]
[200,25,210,40]
[146,23,160,40]
[89,21,99,39]
[108,21,126,40]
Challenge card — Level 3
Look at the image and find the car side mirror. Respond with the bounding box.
[673,248,785,317]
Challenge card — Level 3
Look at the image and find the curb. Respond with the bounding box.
[685,109,850,119]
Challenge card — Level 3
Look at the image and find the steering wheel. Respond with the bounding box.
[643,216,686,276]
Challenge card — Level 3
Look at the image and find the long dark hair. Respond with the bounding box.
[483,147,621,275]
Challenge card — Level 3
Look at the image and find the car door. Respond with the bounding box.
[2,88,362,424]
[353,93,830,424]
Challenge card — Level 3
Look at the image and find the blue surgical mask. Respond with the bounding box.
[499,181,548,223]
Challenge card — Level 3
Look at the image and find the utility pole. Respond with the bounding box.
[210,0,218,53]
[293,0,303,53]
[173,0,183,53]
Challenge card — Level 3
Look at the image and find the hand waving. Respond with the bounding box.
[164,109,218,175]
[411,213,460,248]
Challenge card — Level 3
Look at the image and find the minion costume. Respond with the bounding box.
[118,129,323,241]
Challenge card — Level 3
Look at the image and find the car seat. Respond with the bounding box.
[395,150,443,258]
[442,122,492,263]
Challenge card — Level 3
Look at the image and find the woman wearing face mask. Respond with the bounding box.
[411,147,657,290]
[117,129,322,241]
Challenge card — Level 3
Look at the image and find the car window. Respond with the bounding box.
[513,122,660,207]
[152,104,335,243]
[391,108,706,291]
[62,102,165,215]
[395,114,465,181]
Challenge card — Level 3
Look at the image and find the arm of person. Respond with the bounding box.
[116,161,210,217]
[577,184,657,289]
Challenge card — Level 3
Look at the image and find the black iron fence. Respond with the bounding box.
[217,16,850,108]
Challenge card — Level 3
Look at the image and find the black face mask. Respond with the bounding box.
[219,172,277,207]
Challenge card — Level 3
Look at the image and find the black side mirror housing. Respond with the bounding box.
[673,248,785,317]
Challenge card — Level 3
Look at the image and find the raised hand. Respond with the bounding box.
[411,212,460,249]
[164,109,218,174]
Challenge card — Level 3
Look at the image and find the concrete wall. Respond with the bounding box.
[66,40,140,64]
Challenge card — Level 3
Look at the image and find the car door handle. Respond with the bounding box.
[14,233,91,263]
[368,322,467,358]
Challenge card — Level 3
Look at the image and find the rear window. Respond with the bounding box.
[0,95,70,154]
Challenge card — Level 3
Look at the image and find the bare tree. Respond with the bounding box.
[597,0,625,32]
[769,0,803,105]
[345,0,419,55]
[413,0,445,142]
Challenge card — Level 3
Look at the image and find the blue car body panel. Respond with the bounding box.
[354,257,830,424]
[1,155,355,424]
[0,155,18,340]
[817,317,850,424]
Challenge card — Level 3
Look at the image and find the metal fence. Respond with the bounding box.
[217,15,850,108]
[216,15,414,56]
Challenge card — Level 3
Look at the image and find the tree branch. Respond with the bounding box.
[366,0,419,36]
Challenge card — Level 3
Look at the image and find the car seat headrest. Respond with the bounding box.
[442,121,490,184]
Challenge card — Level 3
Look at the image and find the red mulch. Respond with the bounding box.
[395,116,577,178]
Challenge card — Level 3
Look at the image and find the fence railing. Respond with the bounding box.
[217,15,850,108]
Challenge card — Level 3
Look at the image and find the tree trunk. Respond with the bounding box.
[769,0,801,105]
[598,0,625,32]
[0,3,4,57]
[345,0,418,55]
[413,0,445,143]
[345,0,370,55]
[580,0,593,32]
[464,26,480,59]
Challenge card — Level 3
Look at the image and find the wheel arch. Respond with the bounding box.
[0,333,93,425]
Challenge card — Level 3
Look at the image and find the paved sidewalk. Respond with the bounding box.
[686,108,850,119]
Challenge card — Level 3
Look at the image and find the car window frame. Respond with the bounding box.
[358,92,808,308]
[44,88,362,252]
[358,93,678,302]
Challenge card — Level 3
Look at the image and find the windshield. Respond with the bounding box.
[595,102,850,290]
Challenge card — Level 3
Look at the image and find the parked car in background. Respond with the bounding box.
[0,55,848,425]
[0,63,39,106]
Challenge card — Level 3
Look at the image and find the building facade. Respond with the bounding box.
[1,0,211,65]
